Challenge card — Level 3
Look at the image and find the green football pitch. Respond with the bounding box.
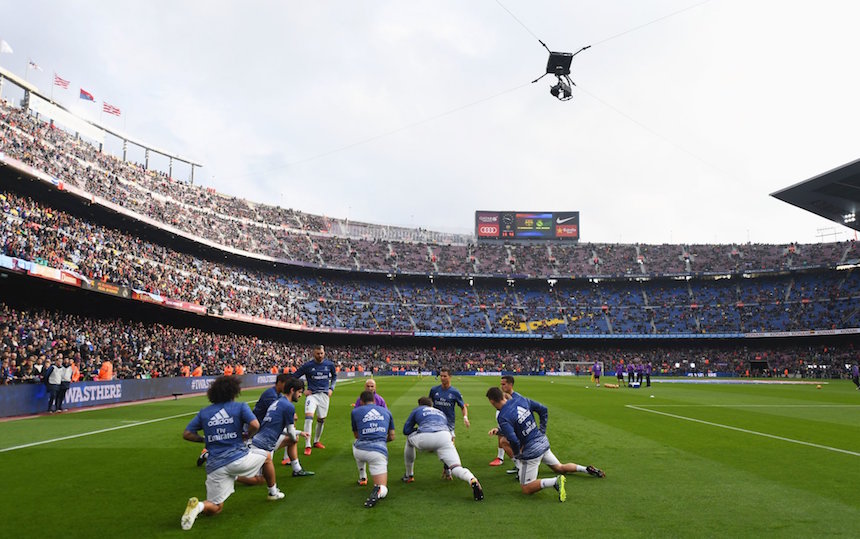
[2,375,859,538]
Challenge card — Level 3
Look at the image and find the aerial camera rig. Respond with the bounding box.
[532,43,589,101]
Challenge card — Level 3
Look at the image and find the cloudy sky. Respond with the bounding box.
[1,0,858,245]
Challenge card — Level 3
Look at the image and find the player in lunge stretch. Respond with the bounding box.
[351,390,395,508]
[249,374,312,475]
[294,345,337,456]
[180,376,279,531]
[486,386,605,502]
[489,375,519,476]
[402,397,483,501]
[237,377,311,490]
[429,368,469,479]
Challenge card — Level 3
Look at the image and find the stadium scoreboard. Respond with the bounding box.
[475,211,579,241]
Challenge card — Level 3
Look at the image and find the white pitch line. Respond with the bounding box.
[0,397,264,453]
[626,405,860,457]
[1,384,363,453]
[0,411,197,453]
[642,404,860,408]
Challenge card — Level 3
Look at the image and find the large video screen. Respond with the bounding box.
[476,211,579,241]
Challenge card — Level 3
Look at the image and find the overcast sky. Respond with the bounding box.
[1,0,858,245]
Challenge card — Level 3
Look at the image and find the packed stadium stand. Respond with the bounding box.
[1,95,858,389]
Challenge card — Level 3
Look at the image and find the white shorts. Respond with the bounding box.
[353,447,388,476]
[407,431,460,467]
[518,449,561,485]
[205,448,268,504]
[305,392,330,418]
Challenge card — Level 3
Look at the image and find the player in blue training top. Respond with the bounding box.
[489,375,521,472]
[180,376,280,531]
[402,396,483,501]
[196,373,303,470]
[486,386,605,503]
[238,377,312,490]
[294,344,337,456]
[351,390,395,508]
[429,368,470,479]
[250,374,311,475]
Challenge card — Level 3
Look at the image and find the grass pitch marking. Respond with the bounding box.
[626,404,860,457]
[0,383,362,453]
[0,411,198,453]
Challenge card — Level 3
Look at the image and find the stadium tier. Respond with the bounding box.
[1,189,859,337]
[1,100,858,279]
[1,302,856,383]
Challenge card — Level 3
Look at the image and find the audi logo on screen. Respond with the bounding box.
[479,224,499,236]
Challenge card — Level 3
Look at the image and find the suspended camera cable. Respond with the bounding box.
[224,81,531,179]
[575,83,738,180]
[229,1,713,179]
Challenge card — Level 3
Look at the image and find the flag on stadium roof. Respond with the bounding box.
[0,39,12,54]
[102,102,121,116]
[27,60,42,71]
[53,74,70,89]
[79,88,94,101]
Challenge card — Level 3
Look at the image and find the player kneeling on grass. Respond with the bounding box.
[181,376,278,531]
[351,390,395,508]
[485,387,605,503]
[236,377,311,491]
[402,397,484,501]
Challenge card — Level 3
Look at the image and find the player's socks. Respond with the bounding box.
[497,448,505,459]
[291,460,302,472]
[540,477,558,489]
[576,465,587,473]
[404,444,416,476]
[451,466,474,483]
[378,485,388,499]
[314,420,325,443]
[303,418,313,447]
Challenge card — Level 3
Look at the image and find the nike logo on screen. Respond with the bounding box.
[556,216,576,224]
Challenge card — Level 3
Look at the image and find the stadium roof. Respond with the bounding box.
[771,158,860,232]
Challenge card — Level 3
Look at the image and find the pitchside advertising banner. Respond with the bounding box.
[0,372,368,418]
[476,211,579,241]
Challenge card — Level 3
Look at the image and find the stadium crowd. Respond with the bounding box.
[1,302,856,385]
[2,100,859,278]
[1,189,859,336]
